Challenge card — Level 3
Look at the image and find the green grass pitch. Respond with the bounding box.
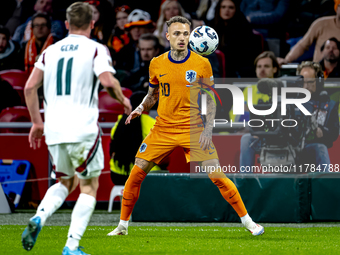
[1,225,340,254]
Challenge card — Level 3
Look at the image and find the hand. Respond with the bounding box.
[277,57,287,67]
[246,16,251,22]
[199,129,212,151]
[29,123,44,150]
[125,107,143,124]
[316,127,323,138]
[122,96,132,115]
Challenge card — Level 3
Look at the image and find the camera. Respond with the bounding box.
[249,77,309,167]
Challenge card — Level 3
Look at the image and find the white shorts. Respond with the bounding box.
[48,137,104,180]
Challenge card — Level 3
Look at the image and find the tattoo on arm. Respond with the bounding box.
[139,87,159,112]
[205,93,216,135]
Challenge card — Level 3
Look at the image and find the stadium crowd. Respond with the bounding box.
[1,0,340,112]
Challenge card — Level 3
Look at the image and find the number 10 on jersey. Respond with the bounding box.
[160,83,170,96]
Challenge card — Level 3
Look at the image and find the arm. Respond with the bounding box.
[199,92,216,150]
[125,86,159,124]
[24,67,44,149]
[279,18,320,64]
[98,71,132,114]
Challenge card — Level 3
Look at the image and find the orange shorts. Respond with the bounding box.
[135,126,219,164]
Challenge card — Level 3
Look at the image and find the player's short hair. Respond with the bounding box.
[320,37,340,52]
[139,33,160,50]
[296,61,323,78]
[31,12,52,29]
[0,25,10,41]
[66,2,92,30]
[165,16,191,28]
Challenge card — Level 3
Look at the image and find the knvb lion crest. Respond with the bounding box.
[186,70,197,83]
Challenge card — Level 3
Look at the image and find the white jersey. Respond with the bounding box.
[35,34,115,145]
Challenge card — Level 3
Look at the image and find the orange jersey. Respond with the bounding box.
[149,50,214,130]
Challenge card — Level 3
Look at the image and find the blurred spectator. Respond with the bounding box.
[297,61,339,168]
[240,0,290,37]
[122,33,161,93]
[320,37,340,79]
[178,0,200,17]
[0,26,22,71]
[5,0,37,36]
[336,0,340,12]
[115,9,155,72]
[112,0,161,21]
[85,0,112,44]
[230,51,279,123]
[107,5,131,53]
[110,91,160,186]
[278,3,340,65]
[287,0,335,39]
[0,77,21,113]
[154,0,187,50]
[23,12,55,74]
[12,0,64,47]
[211,0,260,77]
[0,0,17,26]
[196,0,219,23]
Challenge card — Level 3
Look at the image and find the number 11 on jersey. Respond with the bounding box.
[57,57,73,96]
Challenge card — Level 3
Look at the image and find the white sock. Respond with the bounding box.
[35,182,68,226]
[65,236,79,251]
[119,219,129,229]
[240,213,252,225]
[66,193,96,250]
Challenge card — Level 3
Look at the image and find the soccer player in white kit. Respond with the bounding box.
[21,2,132,255]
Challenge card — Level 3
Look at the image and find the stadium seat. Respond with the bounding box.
[12,86,26,106]
[252,30,265,53]
[98,87,132,112]
[0,69,29,88]
[98,109,120,122]
[108,185,124,212]
[0,106,44,133]
[214,50,226,77]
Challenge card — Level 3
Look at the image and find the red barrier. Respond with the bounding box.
[1,134,339,201]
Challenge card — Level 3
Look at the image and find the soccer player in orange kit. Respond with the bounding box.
[107,16,264,236]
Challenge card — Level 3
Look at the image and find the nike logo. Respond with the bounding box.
[229,193,237,199]
[122,197,132,200]
[160,74,167,77]
[209,151,215,155]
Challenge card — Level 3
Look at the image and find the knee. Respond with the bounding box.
[135,158,154,174]
[59,176,78,194]
[240,133,252,146]
[315,143,328,152]
[79,177,99,197]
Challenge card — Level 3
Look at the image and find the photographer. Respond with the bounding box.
[297,62,339,168]
[239,61,339,171]
[238,51,280,170]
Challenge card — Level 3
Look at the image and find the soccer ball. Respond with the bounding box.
[189,25,219,56]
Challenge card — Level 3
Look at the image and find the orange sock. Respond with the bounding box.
[209,172,247,217]
[120,165,147,221]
